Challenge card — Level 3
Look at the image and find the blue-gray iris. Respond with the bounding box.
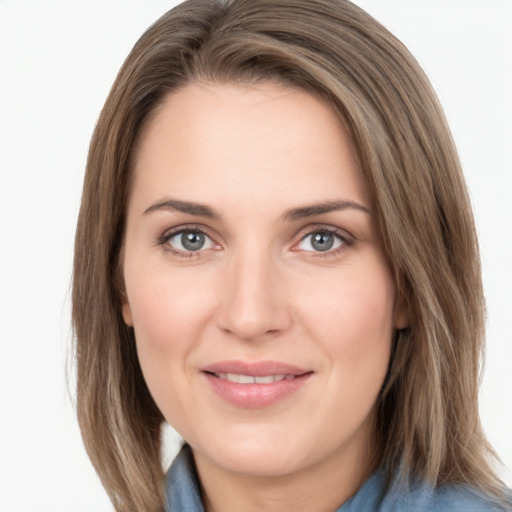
[182,232,205,251]
[312,233,334,251]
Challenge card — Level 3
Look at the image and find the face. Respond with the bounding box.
[121,82,407,480]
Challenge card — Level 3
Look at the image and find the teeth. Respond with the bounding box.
[216,373,290,384]
[255,375,282,383]
[233,374,255,384]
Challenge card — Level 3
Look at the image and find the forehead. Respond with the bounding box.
[130,81,368,216]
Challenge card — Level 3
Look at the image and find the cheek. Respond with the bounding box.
[127,263,213,338]
[304,266,395,336]
[299,263,396,389]
[124,265,216,389]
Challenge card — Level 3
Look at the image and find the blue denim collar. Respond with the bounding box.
[165,444,204,512]
[165,444,509,512]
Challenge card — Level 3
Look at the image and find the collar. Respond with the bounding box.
[165,444,204,512]
[164,444,390,512]
[164,444,503,512]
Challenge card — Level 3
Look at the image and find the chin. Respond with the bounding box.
[213,448,304,478]
[189,425,309,477]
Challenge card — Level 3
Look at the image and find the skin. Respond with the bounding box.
[121,82,408,512]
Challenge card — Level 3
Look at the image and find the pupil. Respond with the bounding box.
[181,232,205,251]
[312,232,333,251]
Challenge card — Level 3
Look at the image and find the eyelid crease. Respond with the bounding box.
[293,223,355,244]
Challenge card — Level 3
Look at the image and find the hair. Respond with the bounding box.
[72,0,507,510]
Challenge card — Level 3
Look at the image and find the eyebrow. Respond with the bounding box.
[282,200,371,221]
[143,198,371,221]
[143,199,220,219]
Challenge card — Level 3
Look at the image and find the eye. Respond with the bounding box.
[163,229,217,253]
[297,230,347,253]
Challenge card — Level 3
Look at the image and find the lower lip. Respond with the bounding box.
[203,372,311,409]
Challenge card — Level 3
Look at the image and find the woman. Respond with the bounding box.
[72,0,511,510]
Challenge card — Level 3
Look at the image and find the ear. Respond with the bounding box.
[117,248,134,327]
[394,293,409,330]
[121,296,134,327]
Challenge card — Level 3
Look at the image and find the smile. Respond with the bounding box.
[201,361,312,408]
[212,373,296,384]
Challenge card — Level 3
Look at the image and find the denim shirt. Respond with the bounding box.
[165,445,511,512]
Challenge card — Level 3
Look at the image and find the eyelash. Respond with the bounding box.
[158,224,217,258]
[157,224,354,259]
[294,227,354,259]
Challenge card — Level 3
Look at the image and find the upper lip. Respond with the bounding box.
[201,360,310,377]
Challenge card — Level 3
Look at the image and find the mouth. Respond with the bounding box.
[201,360,312,408]
[206,372,299,384]
[201,360,310,376]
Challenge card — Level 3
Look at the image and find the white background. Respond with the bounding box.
[0,1,510,510]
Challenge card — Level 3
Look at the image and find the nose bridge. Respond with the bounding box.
[216,240,290,340]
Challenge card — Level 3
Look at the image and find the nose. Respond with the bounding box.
[215,246,292,341]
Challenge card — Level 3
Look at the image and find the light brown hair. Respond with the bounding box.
[72,0,507,510]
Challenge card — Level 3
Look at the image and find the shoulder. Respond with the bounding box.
[391,480,512,512]
[371,473,512,512]
[422,483,512,512]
